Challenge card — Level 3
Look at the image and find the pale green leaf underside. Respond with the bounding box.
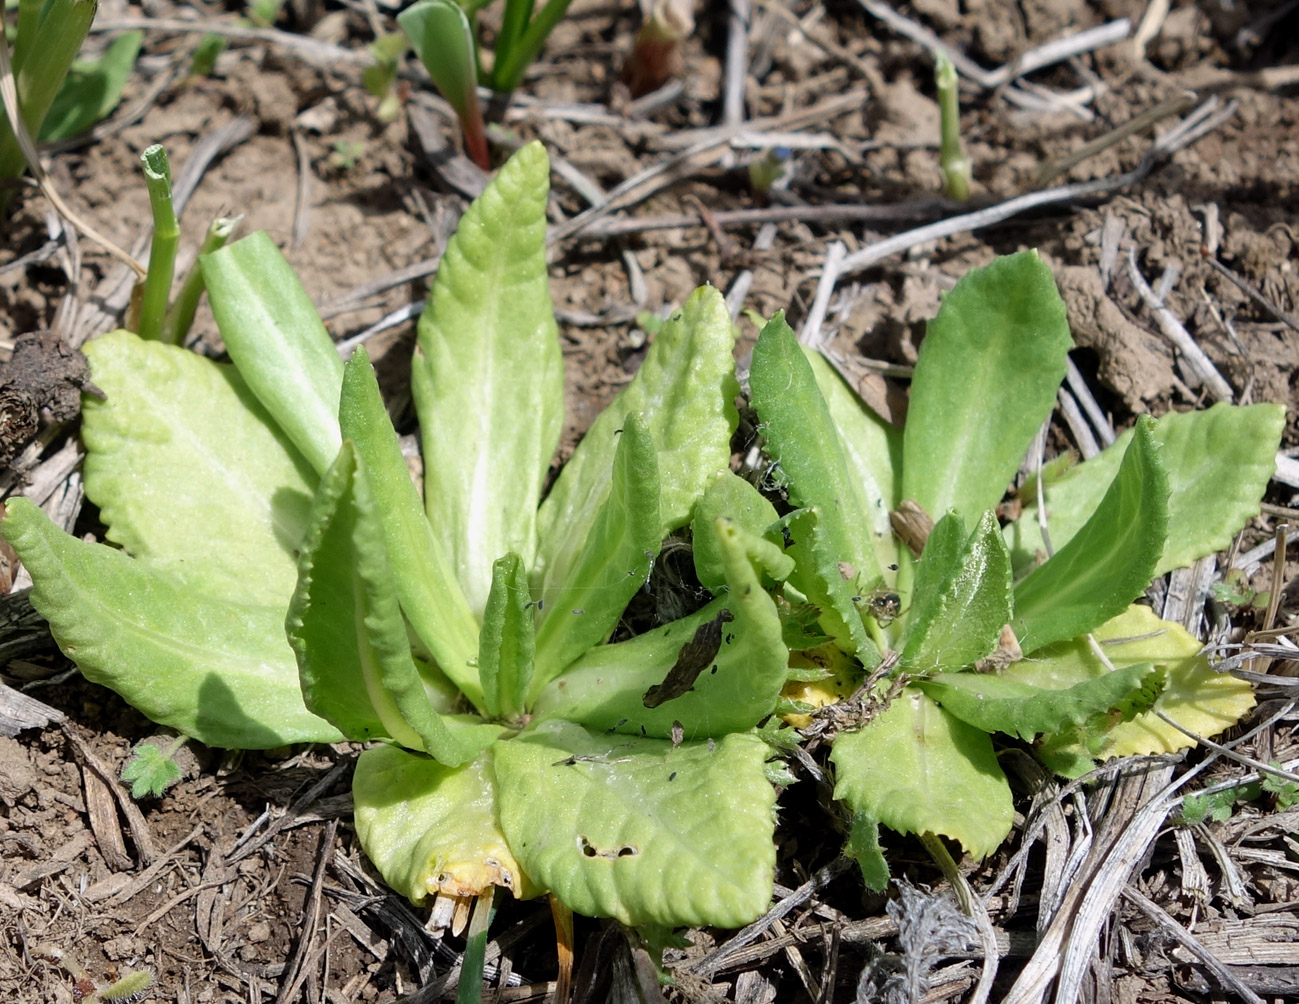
[532,520,790,739]
[339,350,481,697]
[831,688,1014,858]
[493,720,776,928]
[915,661,1161,741]
[201,230,344,476]
[536,284,739,598]
[532,413,661,696]
[902,510,1012,673]
[353,745,538,905]
[1014,418,1168,654]
[0,499,340,748]
[288,444,498,763]
[1003,604,1255,768]
[80,330,315,609]
[750,313,884,590]
[413,140,563,616]
[902,250,1071,525]
[1007,402,1286,578]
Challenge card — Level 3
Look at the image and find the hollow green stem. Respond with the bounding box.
[137,144,180,341]
[159,215,240,345]
[935,53,970,201]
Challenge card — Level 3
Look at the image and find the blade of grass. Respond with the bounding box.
[136,145,180,341]
[493,0,575,93]
[159,215,240,345]
[489,0,535,91]
[456,890,497,1004]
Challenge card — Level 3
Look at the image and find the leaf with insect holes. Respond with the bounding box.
[493,719,776,927]
[1006,402,1285,579]
[532,520,790,740]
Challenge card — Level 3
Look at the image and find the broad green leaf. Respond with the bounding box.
[901,510,1012,673]
[80,330,315,609]
[201,231,344,475]
[532,414,661,695]
[1003,604,1255,770]
[905,512,965,619]
[750,313,884,590]
[494,720,776,927]
[831,688,1014,857]
[915,662,1163,741]
[691,470,778,594]
[532,521,790,739]
[776,509,881,662]
[806,348,902,573]
[479,553,535,720]
[287,443,499,762]
[902,251,1071,524]
[536,285,739,597]
[1007,403,1286,578]
[0,499,340,748]
[845,812,890,892]
[353,744,540,905]
[39,31,142,142]
[1014,418,1168,653]
[339,349,480,696]
[412,141,563,616]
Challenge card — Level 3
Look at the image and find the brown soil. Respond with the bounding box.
[2,0,1298,1000]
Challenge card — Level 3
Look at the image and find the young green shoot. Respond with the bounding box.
[121,735,188,798]
[621,0,695,98]
[190,34,227,78]
[159,215,240,346]
[0,0,98,209]
[363,33,409,123]
[399,0,490,170]
[34,943,155,1004]
[748,146,790,199]
[488,0,577,94]
[38,31,142,142]
[135,145,180,342]
[935,52,971,201]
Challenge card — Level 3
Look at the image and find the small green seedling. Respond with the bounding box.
[399,0,577,168]
[748,146,790,199]
[121,736,187,798]
[34,944,154,1004]
[934,52,970,201]
[38,31,142,143]
[189,34,226,78]
[362,33,409,123]
[747,251,1280,885]
[329,138,368,172]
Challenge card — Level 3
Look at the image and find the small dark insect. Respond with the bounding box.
[668,771,678,781]
[856,588,902,627]
[642,609,734,708]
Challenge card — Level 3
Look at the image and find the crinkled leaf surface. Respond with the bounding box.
[1002,604,1255,767]
[1007,403,1285,578]
[902,251,1071,525]
[750,313,885,591]
[479,553,535,720]
[536,285,738,596]
[1014,418,1168,653]
[201,231,344,476]
[287,443,499,763]
[412,142,563,617]
[691,470,778,594]
[532,413,661,696]
[831,688,1014,857]
[1,499,340,747]
[775,509,881,661]
[806,348,901,573]
[80,330,315,609]
[339,349,480,698]
[532,521,790,739]
[915,662,1162,741]
[901,510,1012,673]
[493,719,776,927]
[353,744,539,904]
